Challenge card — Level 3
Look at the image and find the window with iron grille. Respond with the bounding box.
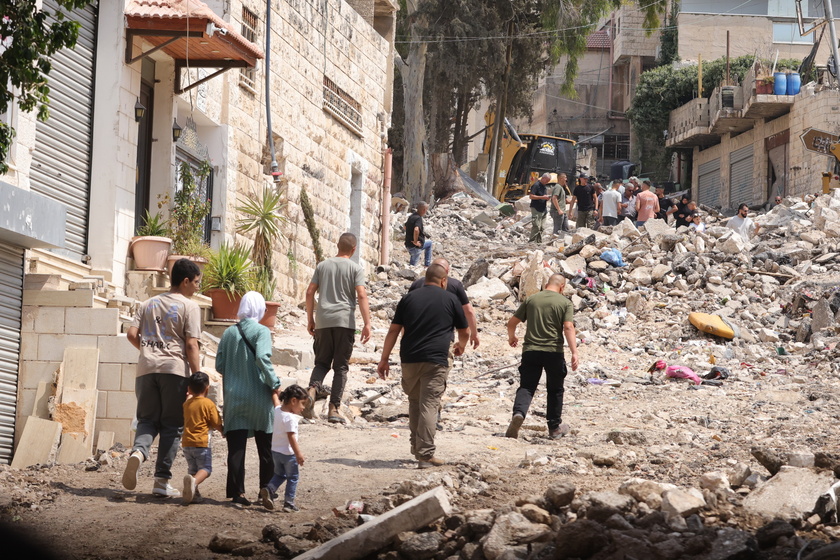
[239,7,258,92]
[323,76,363,136]
[603,134,630,160]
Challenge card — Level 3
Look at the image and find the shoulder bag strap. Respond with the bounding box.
[236,322,258,358]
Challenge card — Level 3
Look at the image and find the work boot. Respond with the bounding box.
[505,413,525,439]
[328,403,346,424]
[302,386,317,419]
[417,456,445,469]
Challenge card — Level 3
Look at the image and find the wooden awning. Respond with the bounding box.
[125,0,264,93]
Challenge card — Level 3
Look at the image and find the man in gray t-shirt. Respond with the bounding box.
[304,232,371,423]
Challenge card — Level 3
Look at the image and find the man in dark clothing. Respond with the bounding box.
[571,174,596,229]
[405,202,432,266]
[505,274,579,440]
[529,173,552,243]
[378,264,469,468]
[655,185,676,222]
[409,257,479,349]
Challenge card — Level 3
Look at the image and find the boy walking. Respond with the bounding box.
[181,371,222,505]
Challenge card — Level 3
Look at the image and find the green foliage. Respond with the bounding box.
[657,0,679,67]
[136,210,170,237]
[166,161,212,257]
[0,0,95,173]
[236,184,287,276]
[299,187,324,263]
[203,242,255,296]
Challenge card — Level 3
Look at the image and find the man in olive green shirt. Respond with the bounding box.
[505,274,578,439]
[550,173,571,235]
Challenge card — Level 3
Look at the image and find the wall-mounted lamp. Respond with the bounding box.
[134,98,146,122]
[172,118,182,142]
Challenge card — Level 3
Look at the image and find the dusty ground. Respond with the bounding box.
[5,197,840,558]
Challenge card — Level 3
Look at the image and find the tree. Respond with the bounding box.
[392,0,667,201]
[0,0,93,174]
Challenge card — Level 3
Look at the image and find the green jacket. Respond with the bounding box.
[216,318,280,435]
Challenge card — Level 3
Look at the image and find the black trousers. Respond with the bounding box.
[309,327,355,405]
[513,351,568,430]
[225,429,273,498]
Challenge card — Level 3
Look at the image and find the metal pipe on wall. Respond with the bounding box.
[380,148,392,266]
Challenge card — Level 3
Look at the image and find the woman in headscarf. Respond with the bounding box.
[216,291,281,505]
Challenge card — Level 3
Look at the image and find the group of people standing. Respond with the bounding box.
[528,173,708,241]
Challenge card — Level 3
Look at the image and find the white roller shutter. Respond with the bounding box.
[729,145,754,208]
[29,1,98,260]
[0,244,24,464]
[698,158,721,207]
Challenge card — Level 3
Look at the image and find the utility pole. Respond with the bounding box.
[826,0,840,81]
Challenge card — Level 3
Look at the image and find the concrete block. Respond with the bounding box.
[97,363,122,392]
[743,466,835,521]
[19,361,61,390]
[21,306,36,333]
[97,390,107,420]
[18,389,36,423]
[23,289,95,307]
[94,418,133,449]
[33,306,65,334]
[95,431,115,452]
[20,333,38,361]
[97,335,138,364]
[65,308,121,336]
[106,390,136,420]
[121,364,137,391]
[36,334,98,362]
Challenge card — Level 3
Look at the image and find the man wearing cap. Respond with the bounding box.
[550,173,571,235]
[571,174,596,229]
[528,173,552,243]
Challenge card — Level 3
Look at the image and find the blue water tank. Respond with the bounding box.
[773,72,787,95]
[786,72,801,95]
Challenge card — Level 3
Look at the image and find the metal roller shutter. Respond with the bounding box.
[0,244,24,464]
[29,1,98,260]
[729,145,754,208]
[698,158,721,207]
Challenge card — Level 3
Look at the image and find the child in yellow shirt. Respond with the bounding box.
[181,371,222,505]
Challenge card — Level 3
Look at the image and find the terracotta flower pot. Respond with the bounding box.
[260,301,281,329]
[204,288,244,321]
[129,236,172,271]
[166,255,208,278]
[756,81,773,95]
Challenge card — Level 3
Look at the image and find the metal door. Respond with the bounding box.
[0,244,24,464]
[697,158,721,207]
[729,145,754,208]
[29,1,98,260]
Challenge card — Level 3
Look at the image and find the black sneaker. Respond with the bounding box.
[282,502,299,513]
[232,495,252,506]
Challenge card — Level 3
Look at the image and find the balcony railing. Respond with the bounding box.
[666,98,715,148]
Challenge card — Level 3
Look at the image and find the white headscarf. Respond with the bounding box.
[237,291,266,321]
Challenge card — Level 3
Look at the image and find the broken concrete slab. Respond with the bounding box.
[742,466,835,521]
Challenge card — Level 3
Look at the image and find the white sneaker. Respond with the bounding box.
[259,487,275,510]
[182,475,196,505]
[122,451,144,490]
[153,477,181,498]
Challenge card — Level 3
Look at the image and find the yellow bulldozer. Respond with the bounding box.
[482,113,578,202]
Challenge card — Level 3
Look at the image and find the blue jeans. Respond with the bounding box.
[407,240,433,266]
[183,446,213,475]
[635,220,646,228]
[132,373,189,480]
[267,451,300,505]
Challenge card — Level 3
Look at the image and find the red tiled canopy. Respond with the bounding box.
[125,0,264,69]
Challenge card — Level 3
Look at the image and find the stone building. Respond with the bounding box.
[0,0,396,463]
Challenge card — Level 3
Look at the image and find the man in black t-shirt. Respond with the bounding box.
[405,202,432,266]
[655,185,676,222]
[571,174,596,229]
[378,264,469,469]
[409,257,479,349]
[528,173,552,243]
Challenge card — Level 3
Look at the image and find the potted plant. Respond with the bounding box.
[129,210,172,271]
[202,242,255,321]
[236,185,288,328]
[756,75,774,95]
[164,160,213,276]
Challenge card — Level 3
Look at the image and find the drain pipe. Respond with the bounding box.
[265,1,278,176]
[380,148,392,266]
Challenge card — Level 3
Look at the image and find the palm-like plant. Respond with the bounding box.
[236,185,287,300]
[202,242,255,298]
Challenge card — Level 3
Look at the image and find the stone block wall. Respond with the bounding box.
[17,300,139,450]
